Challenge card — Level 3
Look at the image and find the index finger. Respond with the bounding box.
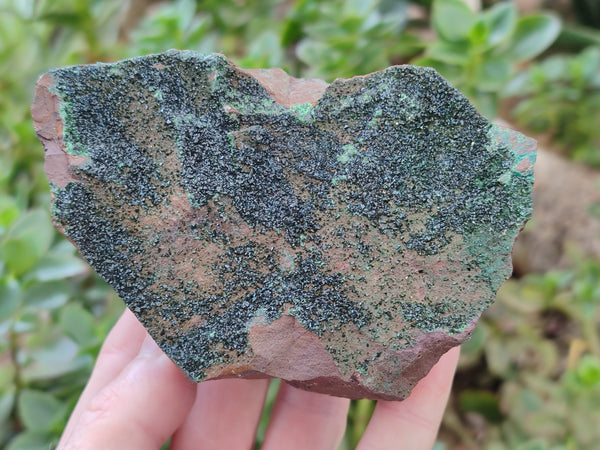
[357,346,460,450]
[59,308,146,445]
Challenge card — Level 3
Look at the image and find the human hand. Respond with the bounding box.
[58,309,459,450]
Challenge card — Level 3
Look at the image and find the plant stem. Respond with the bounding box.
[9,328,22,390]
[9,326,23,432]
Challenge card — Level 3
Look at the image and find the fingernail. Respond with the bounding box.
[138,334,163,358]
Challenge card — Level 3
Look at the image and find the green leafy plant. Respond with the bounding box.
[0,1,128,448]
[505,46,600,167]
[450,256,600,448]
[1,1,599,449]
[129,0,291,70]
[288,0,422,79]
[128,0,424,80]
[0,207,123,448]
[415,0,561,117]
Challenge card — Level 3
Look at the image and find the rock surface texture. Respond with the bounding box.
[32,51,535,400]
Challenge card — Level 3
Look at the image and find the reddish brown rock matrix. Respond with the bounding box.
[32,51,535,400]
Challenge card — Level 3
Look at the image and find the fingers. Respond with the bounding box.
[60,334,196,449]
[262,383,350,450]
[170,378,270,450]
[57,307,459,450]
[58,310,197,450]
[357,346,460,450]
[59,309,146,445]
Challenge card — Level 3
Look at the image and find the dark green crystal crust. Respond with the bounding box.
[41,51,534,391]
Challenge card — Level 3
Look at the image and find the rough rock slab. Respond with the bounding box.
[32,50,535,400]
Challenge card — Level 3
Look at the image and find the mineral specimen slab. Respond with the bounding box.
[32,50,535,400]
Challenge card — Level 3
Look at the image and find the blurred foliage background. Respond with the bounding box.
[0,0,599,448]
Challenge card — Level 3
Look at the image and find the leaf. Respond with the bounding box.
[470,91,498,119]
[485,337,512,377]
[575,355,600,387]
[506,14,561,62]
[538,55,569,82]
[6,210,54,253]
[6,431,54,450]
[460,322,486,358]
[0,278,20,321]
[12,311,40,333]
[23,352,92,382]
[60,304,98,348]
[47,239,78,257]
[497,280,543,312]
[25,336,79,368]
[36,12,87,27]
[30,253,88,282]
[22,281,69,310]
[474,59,512,92]
[578,46,600,82]
[1,210,54,276]
[468,20,489,47]
[483,1,516,48]
[0,364,16,390]
[411,57,464,84]
[0,196,19,229]
[0,390,15,423]
[432,0,475,43]
[174,0,198,33]
[426,41,470,65]
[0,154,13,186]
[240,30,286,69]
[281,16,304,47]
[18,390,67,433]
[458,390,503,423]
[1,239,39,278]
[377,0,409,26]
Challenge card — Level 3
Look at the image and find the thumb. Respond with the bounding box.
[60,335,196,450]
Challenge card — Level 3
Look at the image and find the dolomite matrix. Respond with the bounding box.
[32,50,535,400]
